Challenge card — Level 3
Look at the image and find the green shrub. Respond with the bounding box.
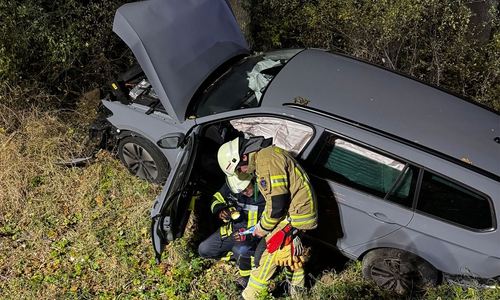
[246,0,500,110]
[0,0,133,109]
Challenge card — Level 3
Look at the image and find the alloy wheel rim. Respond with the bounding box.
[121,142,158,181]
[370,259,421,293]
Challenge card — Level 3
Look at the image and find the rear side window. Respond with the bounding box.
[310,132,415,207]
[417,171,493,230]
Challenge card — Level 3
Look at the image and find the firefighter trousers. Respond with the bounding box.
[242,223,305,300]
[198,224,260,276]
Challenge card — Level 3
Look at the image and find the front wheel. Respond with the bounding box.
[117,136,170,184]
[362,248,438,293]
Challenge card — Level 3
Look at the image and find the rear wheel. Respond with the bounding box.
[362,248,438,293]
[117,136,170,184]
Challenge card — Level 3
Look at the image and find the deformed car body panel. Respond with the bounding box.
[101,100,195,166]
[113,0,250,123]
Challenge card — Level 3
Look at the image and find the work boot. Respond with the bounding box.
[232,276,249,291]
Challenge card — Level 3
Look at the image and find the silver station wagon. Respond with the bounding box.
[87,0,500,292]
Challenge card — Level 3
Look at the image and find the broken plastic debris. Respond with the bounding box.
[54,157,93,166]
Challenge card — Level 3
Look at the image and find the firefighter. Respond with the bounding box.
[217,136,318,299]
[198,173,266,290]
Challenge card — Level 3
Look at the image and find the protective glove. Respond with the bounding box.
[275,244,305,271]
[290,247,311,271]
[274,243,293,267]
[266,224,293,253]
[232,228,247,242]
[291,235,304,256]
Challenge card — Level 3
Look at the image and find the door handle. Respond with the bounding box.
[366,212,396,224]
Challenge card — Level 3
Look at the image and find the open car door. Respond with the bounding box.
[150,132,198,264]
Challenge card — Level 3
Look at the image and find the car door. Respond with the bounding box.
[150,130,199,264]
[305,130,416,255]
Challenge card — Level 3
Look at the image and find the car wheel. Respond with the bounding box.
[362,248,438,293]
[117,136,170,184]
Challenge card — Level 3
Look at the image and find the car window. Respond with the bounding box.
[310,132,415,207]
[230,117,313,156]
[191,55,276,117]
[386,164,419,207]
[192,50,302,118]
[417,171,493,230]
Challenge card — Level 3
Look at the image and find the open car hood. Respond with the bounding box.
[113,0,250,123]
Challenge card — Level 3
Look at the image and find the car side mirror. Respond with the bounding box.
[157,133,185,149]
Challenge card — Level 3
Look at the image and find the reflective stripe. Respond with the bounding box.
[247,210,258,228]
[238,203,261,212]
[260,211,277,230]
[291,166,317,227]
[239,269,251,277]
[270,174,288,188]
[290,212,318,227]
[274,147,286,153]
[211,192,226,213]
[219,223,232,236]
[291,269,304,282]
[249,251,276,289]
[278,211,317,228]
[248,278,266,290]
[295,167,313,209]
[220,251,233,261]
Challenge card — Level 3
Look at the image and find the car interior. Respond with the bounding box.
[187,117,315,233]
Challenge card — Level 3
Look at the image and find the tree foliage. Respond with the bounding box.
[247,0,499,110]
[0,0,498,110]
[0,0,134,108]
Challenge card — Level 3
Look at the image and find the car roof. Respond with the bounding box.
[263,49,500,178]
[113,0,249,123]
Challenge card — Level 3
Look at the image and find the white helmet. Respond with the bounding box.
[217,138,241,176]
[226,173,252,194]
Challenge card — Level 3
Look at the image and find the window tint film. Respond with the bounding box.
[312,133,413,206]
[417,171,492,230]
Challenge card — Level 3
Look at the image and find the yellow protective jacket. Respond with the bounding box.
[247,146,318,234]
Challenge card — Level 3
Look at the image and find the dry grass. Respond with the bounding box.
[0,89,161,298]
[1,88,499,299]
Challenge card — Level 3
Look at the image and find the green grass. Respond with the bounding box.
[0,89,499,299]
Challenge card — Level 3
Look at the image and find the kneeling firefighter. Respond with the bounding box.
[197,173,266,290]
[218,136,318,299]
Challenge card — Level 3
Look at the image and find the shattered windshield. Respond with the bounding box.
[189,49,303,118]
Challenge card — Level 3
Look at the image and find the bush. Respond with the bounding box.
[247,0,500,110]
[0,0,133,109]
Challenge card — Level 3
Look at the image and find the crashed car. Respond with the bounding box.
[86,0,500,293]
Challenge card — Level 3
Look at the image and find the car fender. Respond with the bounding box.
[102,100,195,165]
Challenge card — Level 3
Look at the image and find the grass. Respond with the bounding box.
[1,88,499,299]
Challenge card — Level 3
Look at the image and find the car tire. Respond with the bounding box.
[361,248,438,293]
[117,136,170,184]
